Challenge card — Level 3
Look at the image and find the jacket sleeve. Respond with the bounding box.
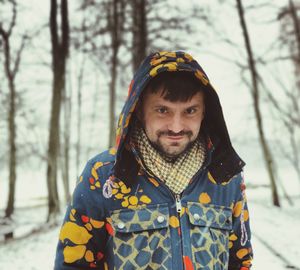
[54,161,109,270]
[228,173,253,270]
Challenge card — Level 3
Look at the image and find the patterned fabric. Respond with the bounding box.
[111,204,171,269]
[188,202,232,269]
[131,126,206,194]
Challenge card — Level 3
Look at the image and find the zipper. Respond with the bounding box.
[142,173,193,269]
[174,192,185,270]
[175,194,182,213]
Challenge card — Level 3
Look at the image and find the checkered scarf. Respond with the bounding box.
[130,126,206,194]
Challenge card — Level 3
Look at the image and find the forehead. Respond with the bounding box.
[142,88,204,108]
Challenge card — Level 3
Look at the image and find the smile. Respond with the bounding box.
[165,136,184,141]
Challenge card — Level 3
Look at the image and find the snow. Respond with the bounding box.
[0,222,60,269]
[0,205,60,269]
[248,187,300,270]
[1,187,300,269]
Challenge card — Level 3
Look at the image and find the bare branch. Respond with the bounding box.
[12,34,27,78]
[0,24,8,39]
[6,0,17,37]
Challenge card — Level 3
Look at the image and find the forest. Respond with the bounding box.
[0,0,300,269]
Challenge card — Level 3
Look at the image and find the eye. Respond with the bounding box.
[185,108,197,114]
[156,107,168,114]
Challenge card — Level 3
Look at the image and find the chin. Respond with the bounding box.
[163,147,186,157]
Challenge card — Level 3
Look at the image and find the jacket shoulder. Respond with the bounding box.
[76,148,116,194]
[87,147,117,165]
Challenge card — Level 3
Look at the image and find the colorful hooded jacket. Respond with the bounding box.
[55,51,253,270]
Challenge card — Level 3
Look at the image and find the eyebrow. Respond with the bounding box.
[153,105,169,108]
[186,104,201,108]
[152,104,201,109]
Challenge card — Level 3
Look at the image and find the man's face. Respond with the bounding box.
[140,87,205,158]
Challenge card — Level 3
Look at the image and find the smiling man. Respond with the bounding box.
[55,51,253,270]
[138,72,205,159]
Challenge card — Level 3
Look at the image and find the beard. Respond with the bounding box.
[148,130,197,159]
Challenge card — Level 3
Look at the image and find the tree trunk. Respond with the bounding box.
[61,70,71,204]
[132,0,147,72]
[108,0,121,148]
[287,122,300,188]
[47,0,69,221]
[289,0,300,65]
[0,2,18,219]
[236,0,280,207]
[4,43,17,219]
[289,0,300,116]
[287,0,300,188]
[5,66,17,218]
[76,59,85,177]
[62,0,70,204]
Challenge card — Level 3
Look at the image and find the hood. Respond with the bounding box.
[113,51,245,184]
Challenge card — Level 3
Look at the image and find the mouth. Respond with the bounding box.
[165,136,184,141]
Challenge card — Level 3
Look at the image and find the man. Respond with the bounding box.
[55,51,253,270]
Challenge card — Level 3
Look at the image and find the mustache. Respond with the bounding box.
[157,130,193,137]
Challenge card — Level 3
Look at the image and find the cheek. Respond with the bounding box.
[147,121,166,136]
[189,118,203,133]
[144,114,166,130]
[142,116,157,136]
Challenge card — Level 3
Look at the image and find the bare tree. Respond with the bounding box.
[260,0,300,187]
[73,0,126,148]
[60,66,72,204]
[0,0,27,218]
[277,0,300,127]
[129,0,204,71]
[47,0,69,222]
[76,58,85,177]
[288,0,300,67]
[108,0,125,147]
[131,0,147,72]
[236,0,280,206]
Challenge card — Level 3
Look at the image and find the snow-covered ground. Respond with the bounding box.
[248,188,300,269]
[0,186,300,269]
[0,205,60,269]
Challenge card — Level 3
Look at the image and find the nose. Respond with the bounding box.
[168,114,184,133]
